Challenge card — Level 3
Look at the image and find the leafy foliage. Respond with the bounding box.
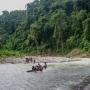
[0,0,90,56]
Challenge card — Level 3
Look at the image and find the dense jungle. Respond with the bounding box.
[0,0,90,57]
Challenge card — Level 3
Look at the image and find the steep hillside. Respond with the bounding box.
[0,0,90,56]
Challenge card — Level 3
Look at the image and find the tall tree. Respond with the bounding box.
[52,9,68,52]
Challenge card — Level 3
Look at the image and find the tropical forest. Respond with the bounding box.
[0,0,90,57]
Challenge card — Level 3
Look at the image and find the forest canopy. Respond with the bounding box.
[0,0,90,56]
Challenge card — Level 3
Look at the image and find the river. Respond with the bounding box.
[0,58,90,90]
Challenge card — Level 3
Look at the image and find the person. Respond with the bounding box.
[34,59,36,64]
[37,63,41,69]
[38,63,43,71]
[32,66,35,70]
[29,57,32,62]
[30,57,32,62]
[26,58,29,63]
[44,62,47,70]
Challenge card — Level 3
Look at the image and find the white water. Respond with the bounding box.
[0,58,90,90]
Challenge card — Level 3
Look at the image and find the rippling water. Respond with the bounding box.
[0,60,90,90]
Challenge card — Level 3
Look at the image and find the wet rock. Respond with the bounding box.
[72,76,90,90]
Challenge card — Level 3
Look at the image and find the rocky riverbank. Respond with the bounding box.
[0,56,82,64]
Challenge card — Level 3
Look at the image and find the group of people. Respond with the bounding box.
[32,63,42,71]
[25,57,47,71]
[32,62,47,71]
[25,57,35,64]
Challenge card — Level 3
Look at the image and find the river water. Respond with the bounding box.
[0,59,90,90]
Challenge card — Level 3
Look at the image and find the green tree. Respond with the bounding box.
[29,23,40,53]
[52,9,68,52]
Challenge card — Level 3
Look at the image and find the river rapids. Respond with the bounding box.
[0,57,90,90]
